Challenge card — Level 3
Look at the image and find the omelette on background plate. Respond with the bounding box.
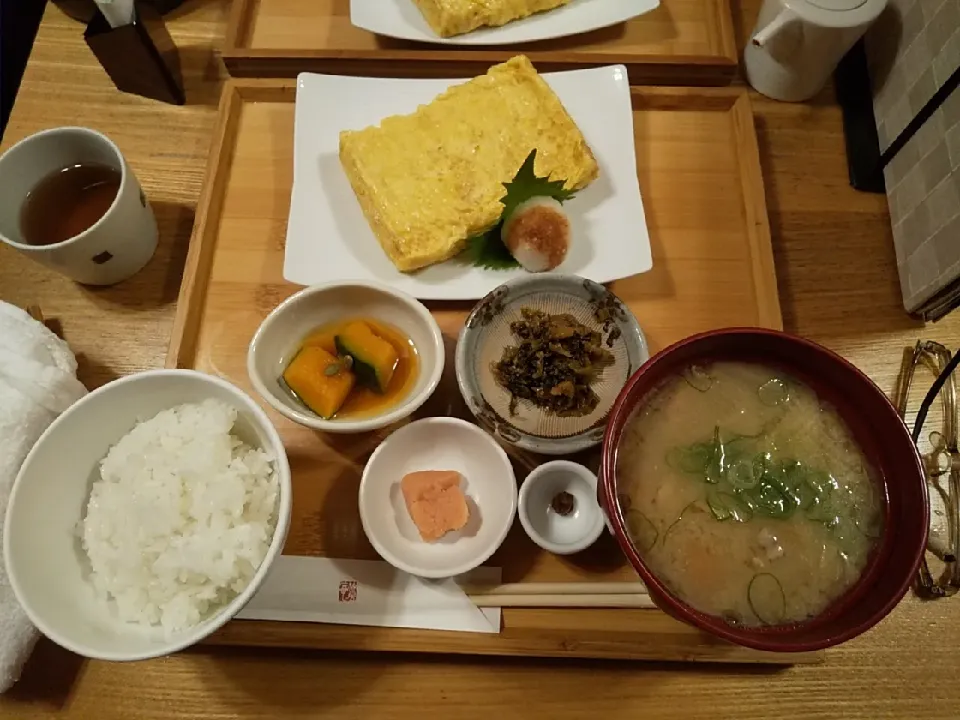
[413,0,573,38]
[338,55,599,274]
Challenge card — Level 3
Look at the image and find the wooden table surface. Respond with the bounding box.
[1,1,959,718]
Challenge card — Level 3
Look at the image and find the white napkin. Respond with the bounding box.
[0,302,86,693]
[237,556,501,633]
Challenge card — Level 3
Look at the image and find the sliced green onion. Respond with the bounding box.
[729,458,760,490]
[667,426,752,484]
[829,515,863,557]
[747,572,787,625]
[667,444,715,475]
[708,489,753,523]
[663,501,703,544]
[747,481,796,518]
[706,426,725,483]
[758,378,789,406]
[683,364,715,392]
[760,461,791,494]
[778,459,804,485]
[736,490,759,513]
[730,493,755,522]
[792,478,820,511]
[806,470,838,495]
[707,489,734,521]
[752,452,769,475]
[805,494,838,524]
[626,509,658,553]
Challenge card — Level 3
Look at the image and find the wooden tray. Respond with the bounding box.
[167,79,813,664]
[222,0,738,85]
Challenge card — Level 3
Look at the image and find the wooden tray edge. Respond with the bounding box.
[167,79,293,369]
[164,81,237,370]
[221,0,738,85]
[205,621,824,664]
[731,93,783,331]
[221,54,738,87]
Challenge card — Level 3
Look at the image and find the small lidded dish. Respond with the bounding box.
[456,274,648,455]
[518,460,604,555]
[247,280,444,433]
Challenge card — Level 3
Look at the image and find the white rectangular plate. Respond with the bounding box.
[285,65,652,301]
[349,0,659,45]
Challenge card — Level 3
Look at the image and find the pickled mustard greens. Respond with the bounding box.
[493,308,613,417]
[617,361,883,627]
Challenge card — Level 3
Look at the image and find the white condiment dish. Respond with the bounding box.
[247,280,445,433]
[518,460,604,555]
[359,417,517,578]
[3,369,292,661]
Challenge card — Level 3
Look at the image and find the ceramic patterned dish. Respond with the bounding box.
[456,275,648,455]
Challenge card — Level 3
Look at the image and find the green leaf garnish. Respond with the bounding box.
[462,228,518,270]
[457,148,578,270]
[499,148,577,222]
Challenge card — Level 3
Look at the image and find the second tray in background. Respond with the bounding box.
[224,0,738,84]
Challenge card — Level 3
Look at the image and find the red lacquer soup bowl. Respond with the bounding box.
[600,328,928,652]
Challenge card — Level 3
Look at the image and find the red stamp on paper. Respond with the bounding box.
[338,580,358,603]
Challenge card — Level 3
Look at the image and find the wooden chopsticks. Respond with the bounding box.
[462,582,655,609]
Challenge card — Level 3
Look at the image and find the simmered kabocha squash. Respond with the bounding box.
[335,321,399,393]
[300,330,338,355]
[282,346,356,418]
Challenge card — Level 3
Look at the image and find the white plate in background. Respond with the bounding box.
[349,0,659,45]
[285,64,651,300]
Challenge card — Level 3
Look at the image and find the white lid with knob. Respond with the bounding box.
[781,0,886,27]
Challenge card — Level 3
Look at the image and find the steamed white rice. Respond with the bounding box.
[81,399,279,636]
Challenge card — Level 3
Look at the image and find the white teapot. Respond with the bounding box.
[744,0,887,102]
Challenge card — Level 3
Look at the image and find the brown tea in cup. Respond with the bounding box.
[20,162,121,246]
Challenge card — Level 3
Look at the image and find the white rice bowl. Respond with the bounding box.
[81,399,279,637]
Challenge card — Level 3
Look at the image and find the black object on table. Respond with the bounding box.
[84,2,185,105]
[834,40,885,194]
[837,38,960,198]
[0,0,47,138]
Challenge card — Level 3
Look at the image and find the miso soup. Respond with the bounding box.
[616,361,883,627]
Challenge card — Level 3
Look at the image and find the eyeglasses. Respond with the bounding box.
[894,341,960,598]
